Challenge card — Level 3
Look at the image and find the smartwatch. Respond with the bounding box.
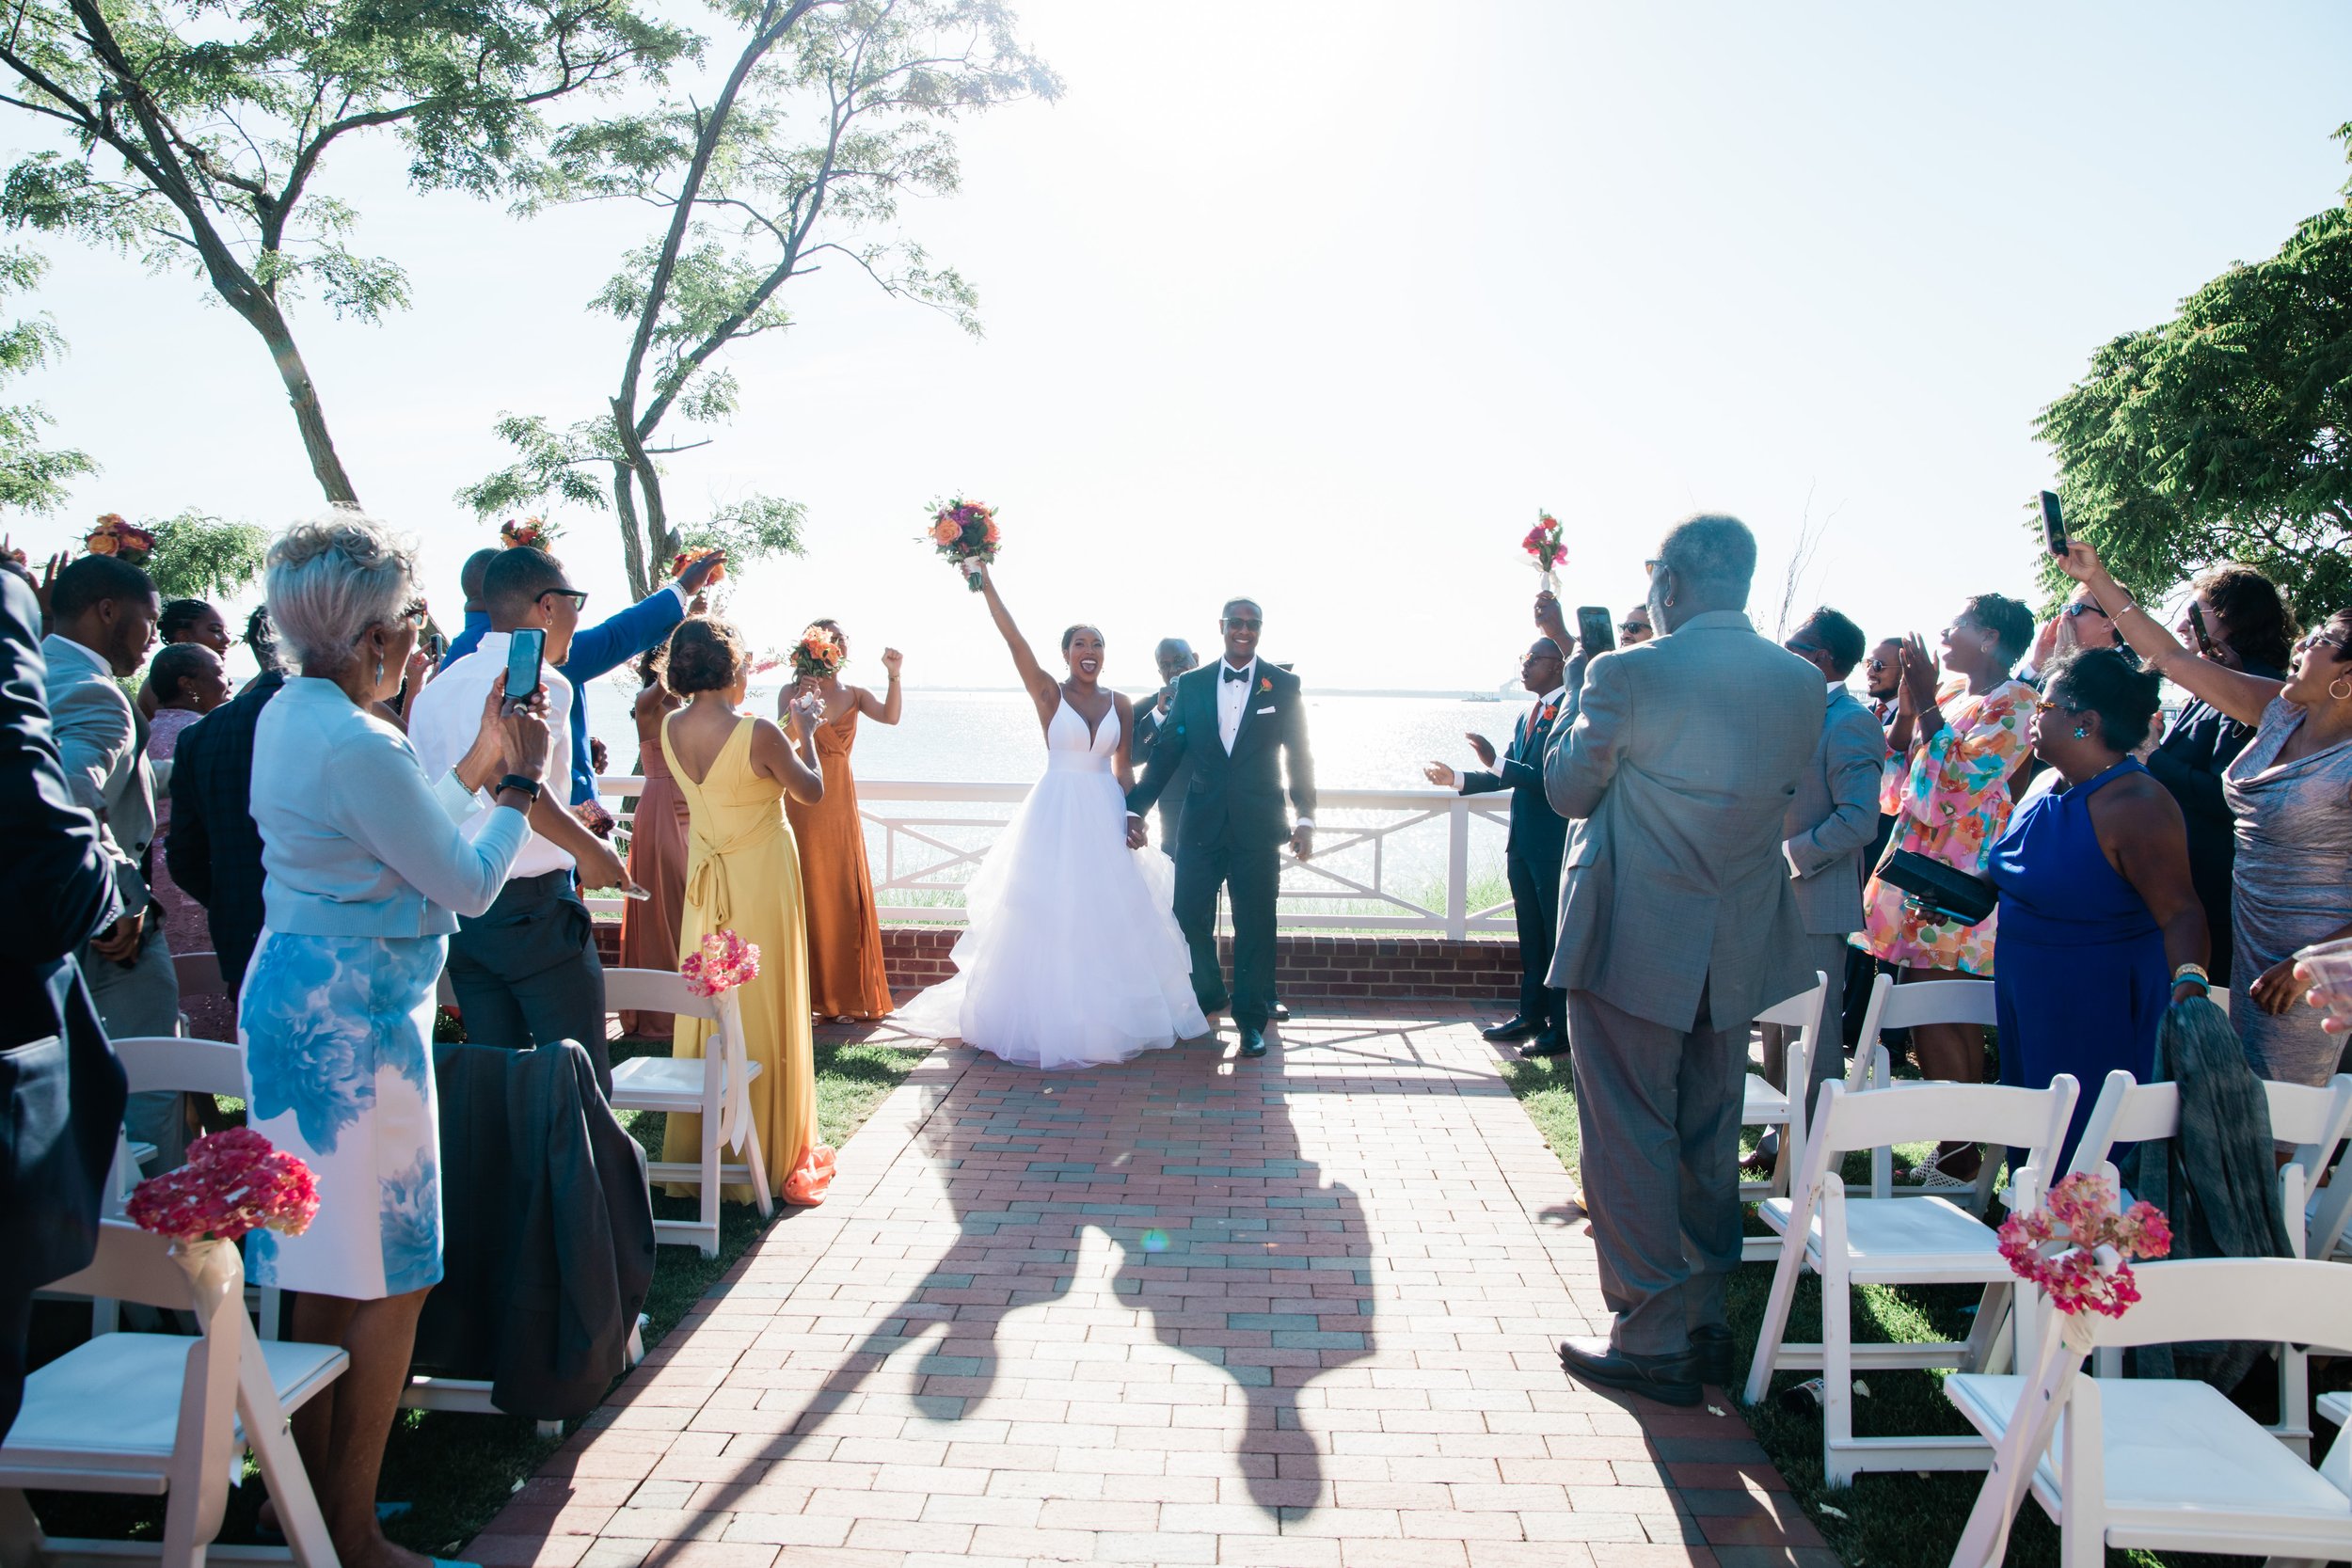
[496,774,544,805]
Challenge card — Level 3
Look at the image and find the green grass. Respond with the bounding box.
[1499,1061,2250,1568]
[28,1031,930,1559]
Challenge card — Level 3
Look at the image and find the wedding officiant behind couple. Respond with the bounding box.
[894,562,1317,1068]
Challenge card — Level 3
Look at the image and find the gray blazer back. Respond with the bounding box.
[1782,684,1887,937]
[1541,610,1824,1033]
[42,634,153,911]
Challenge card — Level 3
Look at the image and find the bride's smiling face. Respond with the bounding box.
[1062,626,1105,683]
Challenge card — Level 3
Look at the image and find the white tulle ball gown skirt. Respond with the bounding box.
[895,741,1208,1071]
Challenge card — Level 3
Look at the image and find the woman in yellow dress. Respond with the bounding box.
[659,616,835,1205]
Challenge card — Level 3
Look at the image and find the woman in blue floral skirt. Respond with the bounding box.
[244,515,548,1568]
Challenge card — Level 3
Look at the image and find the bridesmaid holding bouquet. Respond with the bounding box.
[779,620,902,1022]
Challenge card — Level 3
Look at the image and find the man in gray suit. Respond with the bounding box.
[44,555,183,1166]
[1754,607,1886,1161]
[1543,515,1823,1405]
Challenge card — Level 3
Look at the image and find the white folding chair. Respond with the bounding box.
[1739,972,1826,1259]
[99,1037,281,1343]
[2066,1068,2352,1458]
[606,967,774,1259]
[0,1221,345,1568]
[1846,974,2003,1209]
[1742,1074,2077,1485]
[1946,1257,2352,1568]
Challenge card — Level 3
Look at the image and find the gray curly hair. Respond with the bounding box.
[264,511,421,674]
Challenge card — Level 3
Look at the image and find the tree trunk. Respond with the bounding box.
[612,459,650,599]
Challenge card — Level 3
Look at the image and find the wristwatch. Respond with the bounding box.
[496,774,543,804]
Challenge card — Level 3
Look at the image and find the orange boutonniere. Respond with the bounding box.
[1258,676,1272,693]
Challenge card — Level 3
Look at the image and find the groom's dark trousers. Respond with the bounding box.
[1126,657,1315,1033]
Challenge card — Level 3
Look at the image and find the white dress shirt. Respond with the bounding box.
[406,631,577,879]
[1216,657,1256,753]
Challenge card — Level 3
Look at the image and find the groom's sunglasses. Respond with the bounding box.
[1223,617,1262,631]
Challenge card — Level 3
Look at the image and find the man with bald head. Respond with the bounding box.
[1540,514,1822,1406]
[1133,636,1199,855]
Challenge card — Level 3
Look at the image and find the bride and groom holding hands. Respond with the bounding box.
[895,564,1315,1069]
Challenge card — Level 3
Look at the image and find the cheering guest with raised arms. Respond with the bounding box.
[898,562,1208,1067]
[2061,542,2352,1085]
[659,617,835,1203]
[1427,633,1571,1059]
[241,515,549,1568]
[1853,591,2035,1187]
[616,646,689,1037]
[1126,594,1315,1061]
[1542,515,1822,1405]
[780,619,900,1022]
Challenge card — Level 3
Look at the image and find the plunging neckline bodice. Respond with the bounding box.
[1045,695,1119,773]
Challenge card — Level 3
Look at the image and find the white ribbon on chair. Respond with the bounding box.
[714,989,754,1158]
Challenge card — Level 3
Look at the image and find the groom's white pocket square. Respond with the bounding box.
[1255,705,1276,714]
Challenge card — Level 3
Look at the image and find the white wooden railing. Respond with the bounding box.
[585,778,1518,939]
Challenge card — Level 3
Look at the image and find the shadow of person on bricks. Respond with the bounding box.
[764,1038,1374,1518]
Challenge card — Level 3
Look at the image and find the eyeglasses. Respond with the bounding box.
[1786,640,1825,657]
[2296,631,2350,657]
[398,600,429,626]
[2062,602,2108,620]
[1223,617,1262,631]
[1619,621,1648,635]
[1643,559,1661,577]
[1864,657,1894,672]
[539,588,590,612]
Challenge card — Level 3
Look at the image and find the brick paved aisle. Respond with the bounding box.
[472,1013,1833,1568]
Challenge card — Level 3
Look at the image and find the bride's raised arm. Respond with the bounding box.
[975,562,1060,726]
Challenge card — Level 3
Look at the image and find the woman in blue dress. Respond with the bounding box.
[245,515,549,1568]
[1986,647,2211,1169]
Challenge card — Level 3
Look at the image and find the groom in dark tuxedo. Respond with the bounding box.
[1126,598,1316,1058]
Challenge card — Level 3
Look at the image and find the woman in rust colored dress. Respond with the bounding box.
[618,646,691,1037]
[780,620,902,1021]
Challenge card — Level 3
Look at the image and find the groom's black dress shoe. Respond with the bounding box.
[1517,1030,1569,1060]
[1238,1026,1268,1059]
[1558,1338,1702,1407]
[1271,1002,1291,1023]
[1483,1016,1537,1043]
[1690,1325,1736,1387]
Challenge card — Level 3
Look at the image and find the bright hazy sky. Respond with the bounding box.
[21,3,2352,695]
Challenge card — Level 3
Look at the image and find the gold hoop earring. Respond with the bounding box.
[2331,675,2352,704]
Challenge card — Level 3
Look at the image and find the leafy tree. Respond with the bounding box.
[2037,124,2352,622]
[141,510,269,599]
[463,0,1057,596]
[0,0,694,506]
[0,246,95,513]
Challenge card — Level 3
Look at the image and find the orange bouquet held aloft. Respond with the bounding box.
[86,513,157,562]
[1522,510,1566,594]
[787,623,847,680]
[500,515,558,550]
[670,546,725,586]
[924,497,1000,591]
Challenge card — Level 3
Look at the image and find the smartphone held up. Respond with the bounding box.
[2039,491,2067,557]
[505,626,547,705]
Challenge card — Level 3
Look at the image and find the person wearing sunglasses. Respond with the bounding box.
[2059,541,2352,1086]
[1617,606,1654,646]
[407,546,641,1091]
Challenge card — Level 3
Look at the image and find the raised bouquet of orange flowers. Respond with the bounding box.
[926,497,999,590]
[87,513,156,562]
[1522,510,1565,595]
[500,515,558,550]
[787,622,847,680]
[669,546,724,586]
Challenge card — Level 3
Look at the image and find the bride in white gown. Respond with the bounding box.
[893,563,1209,1069]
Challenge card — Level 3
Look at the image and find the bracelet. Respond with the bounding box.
[496,773,543,804]
[2171,962,2209,985]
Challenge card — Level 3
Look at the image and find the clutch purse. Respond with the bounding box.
[1879,847,1998,927]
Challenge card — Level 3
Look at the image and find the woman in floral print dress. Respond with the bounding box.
[1854,593,2038,1185]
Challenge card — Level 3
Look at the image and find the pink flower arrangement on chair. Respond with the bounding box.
[680,928,760,999]
[126,1128,320,1246]
[1996,1171,2171,1319]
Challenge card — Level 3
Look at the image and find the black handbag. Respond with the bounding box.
[1879,847,1998,927]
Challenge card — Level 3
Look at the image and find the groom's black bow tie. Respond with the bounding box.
[1222,665,1249,683]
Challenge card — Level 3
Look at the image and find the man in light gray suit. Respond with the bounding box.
[1754,607,1887,1160]
[1543,515,1823,1406]
[44,555,183,1166]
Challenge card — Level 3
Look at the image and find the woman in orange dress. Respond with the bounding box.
[778,620,901,1022]
[618,647,690,1037]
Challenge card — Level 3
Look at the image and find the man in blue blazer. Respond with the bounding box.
[1427,636,1572,1057]
[446,547,725,806]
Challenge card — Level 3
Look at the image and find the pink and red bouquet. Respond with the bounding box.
[787,623,847,680]
[1522,511,1566,593]
[681,928,761,999]
[925,498,1000,590]
[1996,1171,2171,1319]
[87,513,156,563]
[500,515,558,550]
[126,1128,319,1247]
